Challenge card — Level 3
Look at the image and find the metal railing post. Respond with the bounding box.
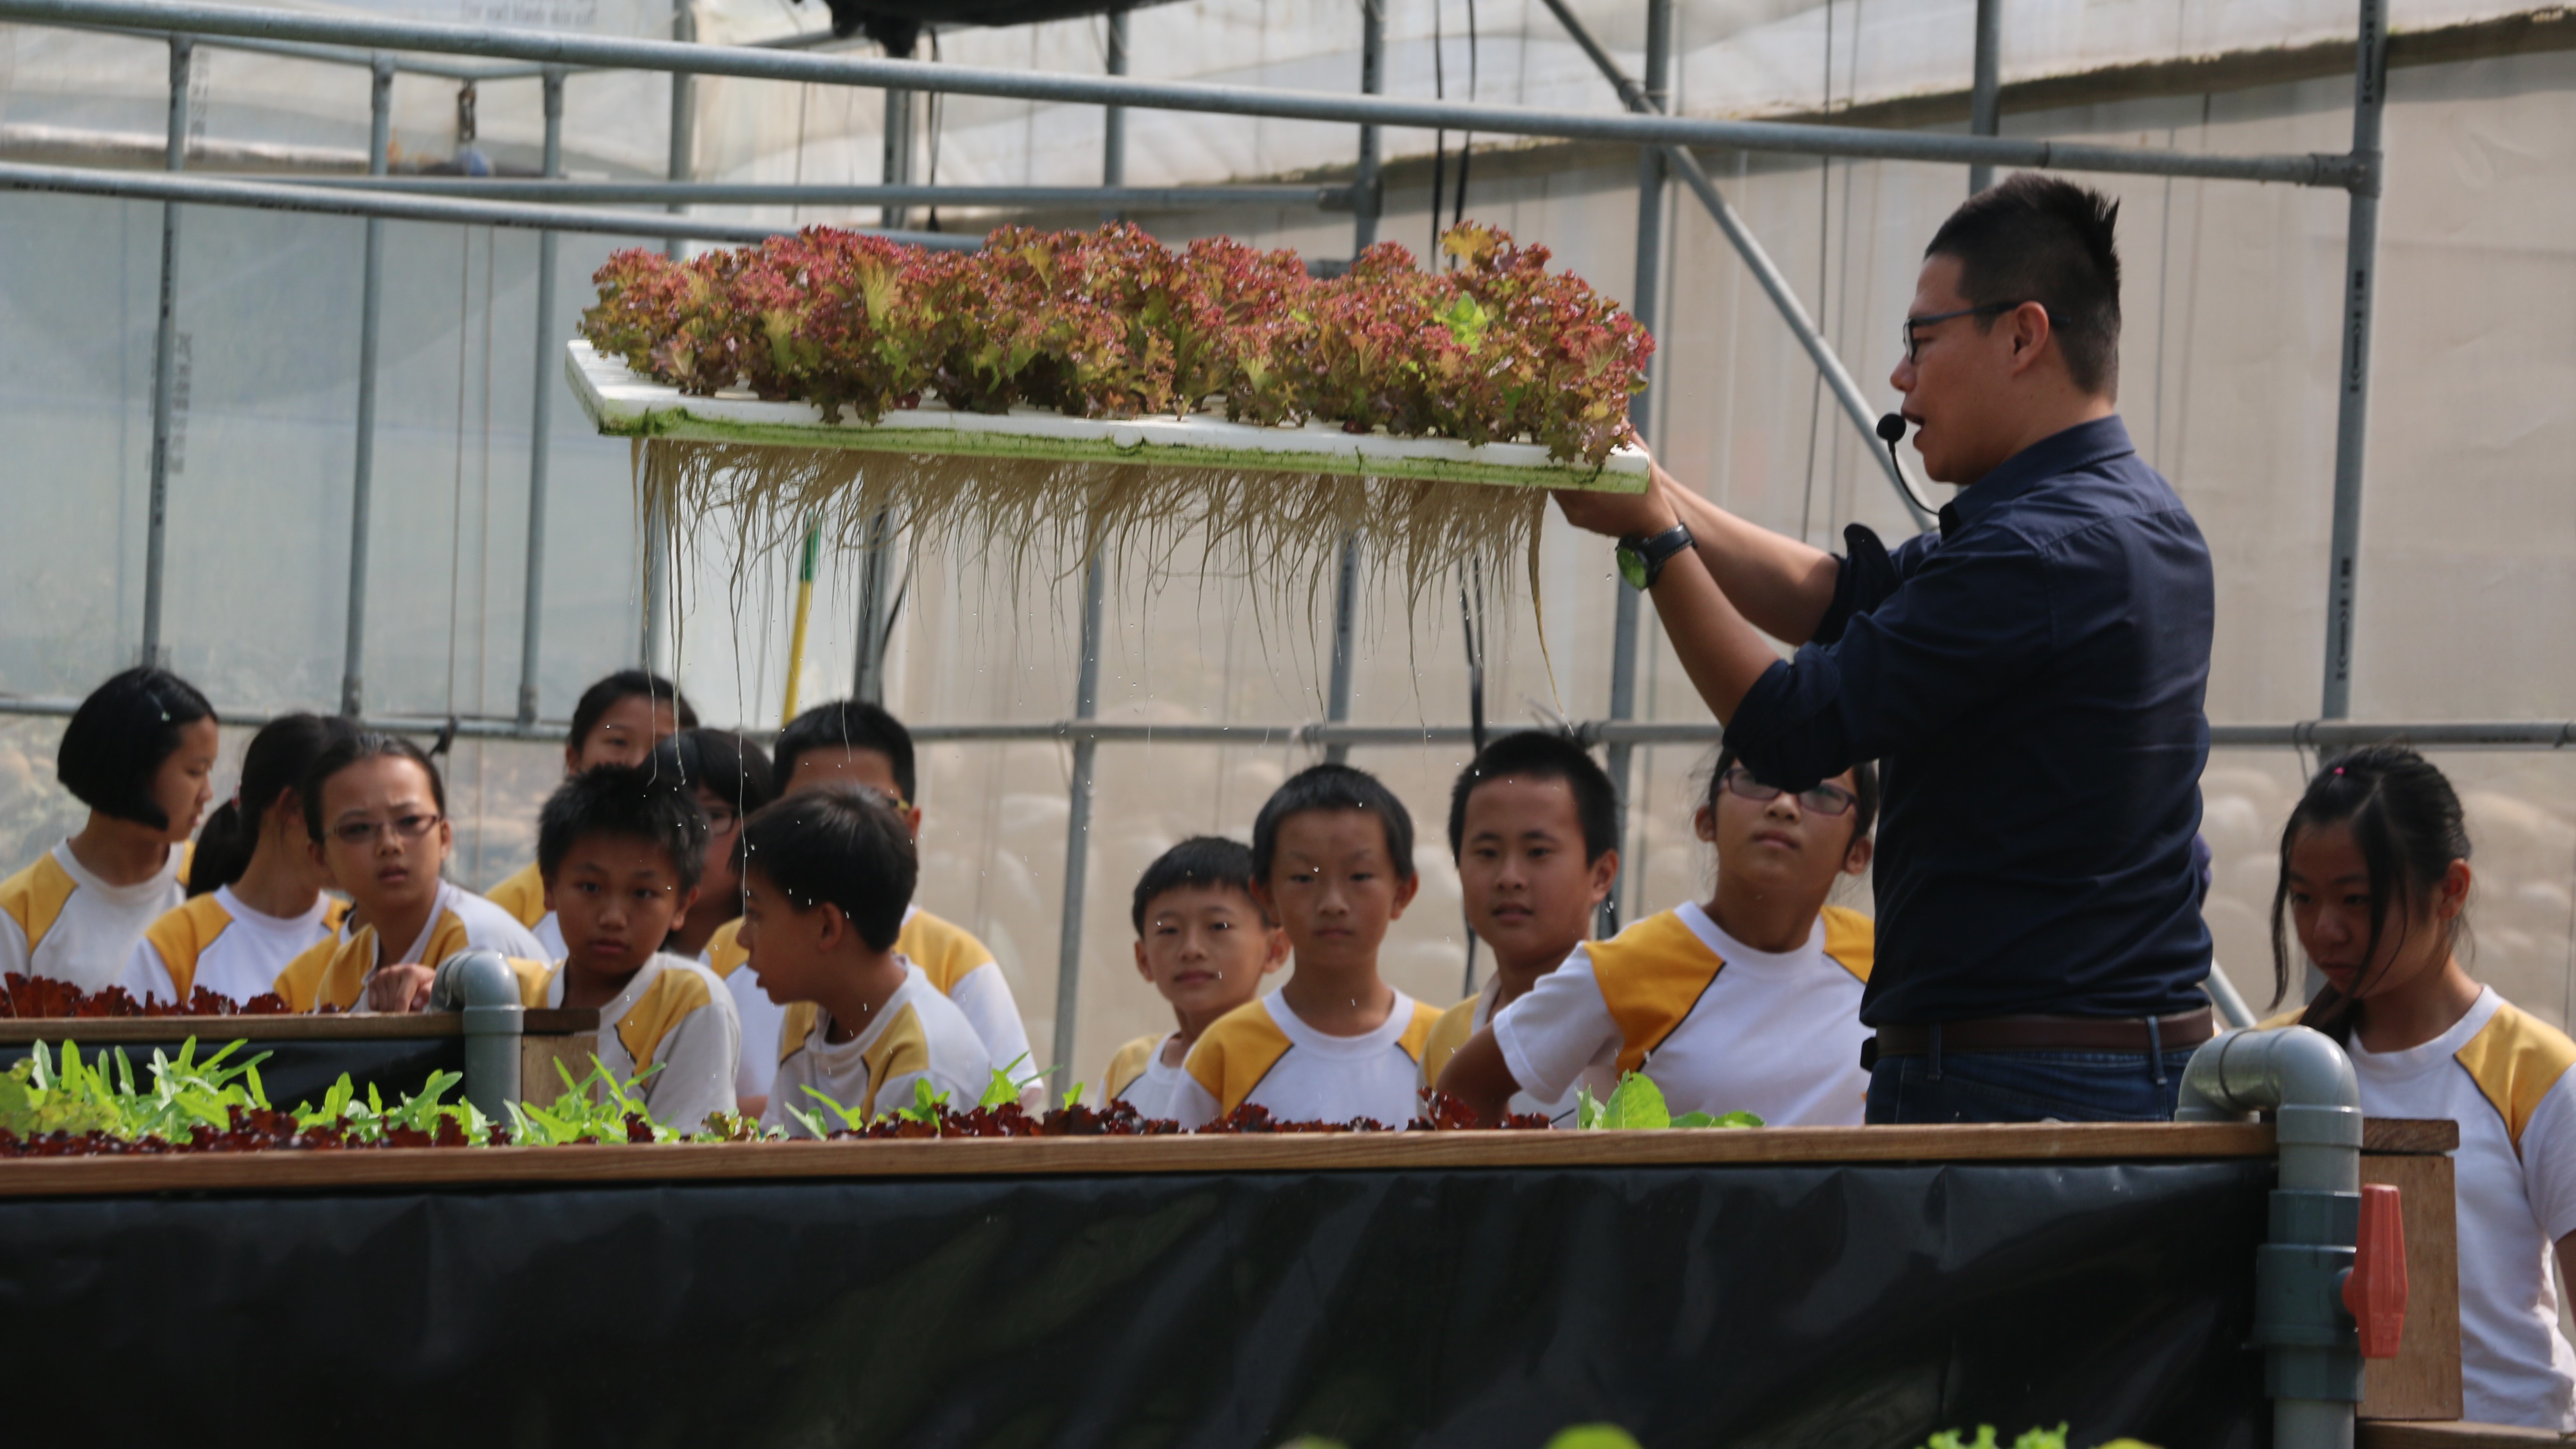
[140,34,190,669]
[341,54,392,717]
[516,65,564,727]
[2320,0,2386,722]
[1968,0,2002,194]
[1050,555,1107,1103]
[1322,0,1381,767]
[1601,0,1672,934]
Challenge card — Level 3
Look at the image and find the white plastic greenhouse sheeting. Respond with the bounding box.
[0,0,2570,1092]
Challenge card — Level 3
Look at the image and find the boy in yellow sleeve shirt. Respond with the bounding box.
[739,785,991,1135]
[1441,749,1877,1127]
[702,699,1030,1116]
[1103,836,1288,1119]
[1171,765,1442,1130]
[524,764,738,1133]
[1420,732,1622,1125]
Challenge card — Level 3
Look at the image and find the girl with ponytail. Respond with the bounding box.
[2270,745,2576,1428]
[121,714,353,1006]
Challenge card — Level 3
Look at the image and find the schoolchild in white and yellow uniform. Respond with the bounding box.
[1102,837,1288,1121]
[726,698,1034,1117]
[273,735,542,1014]
[2270,747,2576,1430]
[1440,750,1878,1128]
[123,713,352,1006]
[1171,765,1442,1130]
[483,670,697,964]
[736,785,990,1136]
[520,762,738,1130]
[1415,733,1624,1125]
[0,667,218,993]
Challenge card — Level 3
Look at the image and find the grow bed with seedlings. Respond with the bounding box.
[575,222,1652,607]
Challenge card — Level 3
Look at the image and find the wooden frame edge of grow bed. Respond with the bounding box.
[0,1121,2283,1197]
[564,342,1652,494]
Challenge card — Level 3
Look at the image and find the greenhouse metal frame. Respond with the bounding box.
[1,0,2564,1087]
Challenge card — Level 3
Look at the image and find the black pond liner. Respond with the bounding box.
[0,1154,2267,1446]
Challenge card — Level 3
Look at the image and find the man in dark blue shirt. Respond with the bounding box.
[1558,174,2215,1123]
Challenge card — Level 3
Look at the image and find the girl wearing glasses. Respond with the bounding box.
[1442,748,1879,1127]
[0,666,218,993]
[272,733,545,1013]
[121,713,353,1007]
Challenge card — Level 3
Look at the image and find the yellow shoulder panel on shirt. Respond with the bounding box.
[779,1000,818,1067]
[321,898,352,936]
[484,861,547,930]
[1184,1000,1295,1117]
[1105,1033,1160,1101]
[513,958,557,1009]
[1418,997,1479,1089]
[2256,1007,2305,1031]
[615,966,714,1071]
[705,918,749,980]
[1586,910,1726,1077]
[1820,905,1875,984]
[275,932,360,1014]
[0,854,79,956]
[861,1001,934,1114]
[2456,999,2576,1157]
[899,910,997,997]
[1396,997,1444,1066]
[143,895,237,1001]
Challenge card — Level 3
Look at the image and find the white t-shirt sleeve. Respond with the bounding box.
[120,938,179,1006]
[1491,948,1622,1105]
[760,1052,818,1138]
[2520,1068,2576,1243]
[0,913,30,980]
[1168,1073,1221,1131]
[724,968,787,1100]
[948,961,1035,1076]
[641,996,740,1134]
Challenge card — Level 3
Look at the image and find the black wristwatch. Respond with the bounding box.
[1615,523,1693,590]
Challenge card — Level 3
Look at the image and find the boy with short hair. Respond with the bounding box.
[488,670,698,958]
[1438,749,1878,1127]
[1104,836,1288,1120]
[701,699,1032,1114]
[529,764,739,1131]
[1170,765,1443,1130]
[1420,732,1622,1124]
[739,785,992,1135]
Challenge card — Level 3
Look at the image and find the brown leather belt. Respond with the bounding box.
[1870,1007,2215,1060]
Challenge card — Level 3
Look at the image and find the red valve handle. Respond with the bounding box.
[2344,1182,2409,1359]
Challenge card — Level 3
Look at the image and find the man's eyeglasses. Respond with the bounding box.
[330,812,443,846]
[1720,767,1857,817]
[1900,301,2048,365]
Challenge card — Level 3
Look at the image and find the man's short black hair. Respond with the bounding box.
[1250,764,1417,884]
[57,666,216,829]
[650,728,776,818]
[536,764,709,893]
[567,670,698,756]
[774,699,916,803]
[1131,836,1264,935]
[1925,173,2123,398]
[1446,731,1620,864]
[740,784,917,952]
[1710,747,1882,844]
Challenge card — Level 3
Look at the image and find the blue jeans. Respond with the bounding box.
[1865,1041,2201,1124]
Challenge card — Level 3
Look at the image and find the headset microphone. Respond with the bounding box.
[1875,412,1941,523]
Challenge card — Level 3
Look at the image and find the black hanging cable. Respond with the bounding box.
[1450,0,1476,235]
[1429,0,1447,264]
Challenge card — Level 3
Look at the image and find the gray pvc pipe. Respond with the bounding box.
[430,948,527,1120]
[2174,1024,2363,1449]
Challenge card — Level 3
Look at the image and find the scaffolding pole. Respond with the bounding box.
[263,177,1351,210]
[1322,0,1382,769]
[2321,0,2387,721]
[1052,555,1108,1102]
[340,54,391,718]
[139,35,189,670]
[516,66,564,727]
[1968,0,2002,194]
